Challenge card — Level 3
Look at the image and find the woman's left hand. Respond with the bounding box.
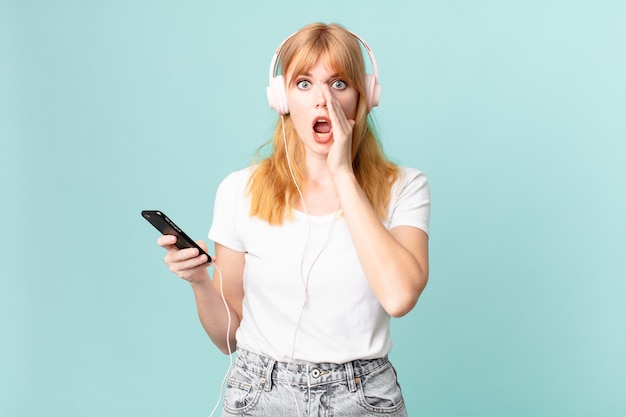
[322,84,356,177]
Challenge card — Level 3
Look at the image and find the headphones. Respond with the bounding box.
[266,30,381,115]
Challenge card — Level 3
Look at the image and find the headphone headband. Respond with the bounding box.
[266,29,381,115]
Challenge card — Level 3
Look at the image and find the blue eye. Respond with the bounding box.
[332,80,347,90]
[297,80,312,89]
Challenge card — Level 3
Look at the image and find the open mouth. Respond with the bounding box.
[313,118,332,142]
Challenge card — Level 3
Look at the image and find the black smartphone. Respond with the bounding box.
[141,210,212,263]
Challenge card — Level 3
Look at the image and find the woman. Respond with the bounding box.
[158,22,430,416]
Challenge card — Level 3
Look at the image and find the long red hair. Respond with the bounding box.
[248,23,398,224]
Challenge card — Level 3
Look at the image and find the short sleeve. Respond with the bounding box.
[387,167,431,235]
[208,168,251,252]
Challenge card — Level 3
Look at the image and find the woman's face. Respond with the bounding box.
[286,57,358,158]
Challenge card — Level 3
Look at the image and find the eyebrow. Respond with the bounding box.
[297,71,342,79]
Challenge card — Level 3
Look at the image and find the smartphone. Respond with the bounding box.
[141,210,212,263]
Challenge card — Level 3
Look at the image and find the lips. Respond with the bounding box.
[312,117,332,143]
[313,118,332,134]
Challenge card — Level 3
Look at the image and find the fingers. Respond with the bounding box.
[157,235,205,263]
[321,84,342,120]
[166,251,208,273]
[157,235,210,281]
[321,84,355,176]
[196,239,209,252]
[164,245,202,264]
[321,84,353,136]
[157,234,177,247]
[165,249,209,281]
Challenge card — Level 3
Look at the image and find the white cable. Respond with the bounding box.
[280,115,306,417]
[281,115,308,215]
[208,263,234,417]
[280,115,339,417]
[285,201,338,417]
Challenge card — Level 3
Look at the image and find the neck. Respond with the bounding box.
[304,156,333,185]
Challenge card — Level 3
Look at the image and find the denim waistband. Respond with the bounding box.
[234,348,389,389]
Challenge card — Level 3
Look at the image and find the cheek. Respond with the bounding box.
[339,91,359,120]
[285,95,307,129]
[341,101,358,120]
[289,113,310,139]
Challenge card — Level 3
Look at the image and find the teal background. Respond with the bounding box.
[2,0,625,416]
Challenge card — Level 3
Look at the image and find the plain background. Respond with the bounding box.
[1,0,625,416]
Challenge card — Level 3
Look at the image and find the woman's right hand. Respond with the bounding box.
[157,235,211,284]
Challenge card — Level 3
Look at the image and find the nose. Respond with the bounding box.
[314,82,327,108]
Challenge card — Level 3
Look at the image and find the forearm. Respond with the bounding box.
[189,275,239,354]
[333,172,428,317]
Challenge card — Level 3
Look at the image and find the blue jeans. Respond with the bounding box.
[222,348,408,416]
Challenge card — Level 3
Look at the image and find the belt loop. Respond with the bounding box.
[263,358,276,392]
[345,361,357,392]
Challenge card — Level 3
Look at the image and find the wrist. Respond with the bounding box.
[331,170,357,187]
[187,269,212,289]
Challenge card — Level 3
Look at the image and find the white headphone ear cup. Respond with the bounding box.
[364,74,380,112]
[267,75,289,115]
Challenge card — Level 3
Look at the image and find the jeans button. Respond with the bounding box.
[310,368,321,378]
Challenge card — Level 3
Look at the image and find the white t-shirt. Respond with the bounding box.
[208,166,430,363]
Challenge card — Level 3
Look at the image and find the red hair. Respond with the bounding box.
[248,23,398,224]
